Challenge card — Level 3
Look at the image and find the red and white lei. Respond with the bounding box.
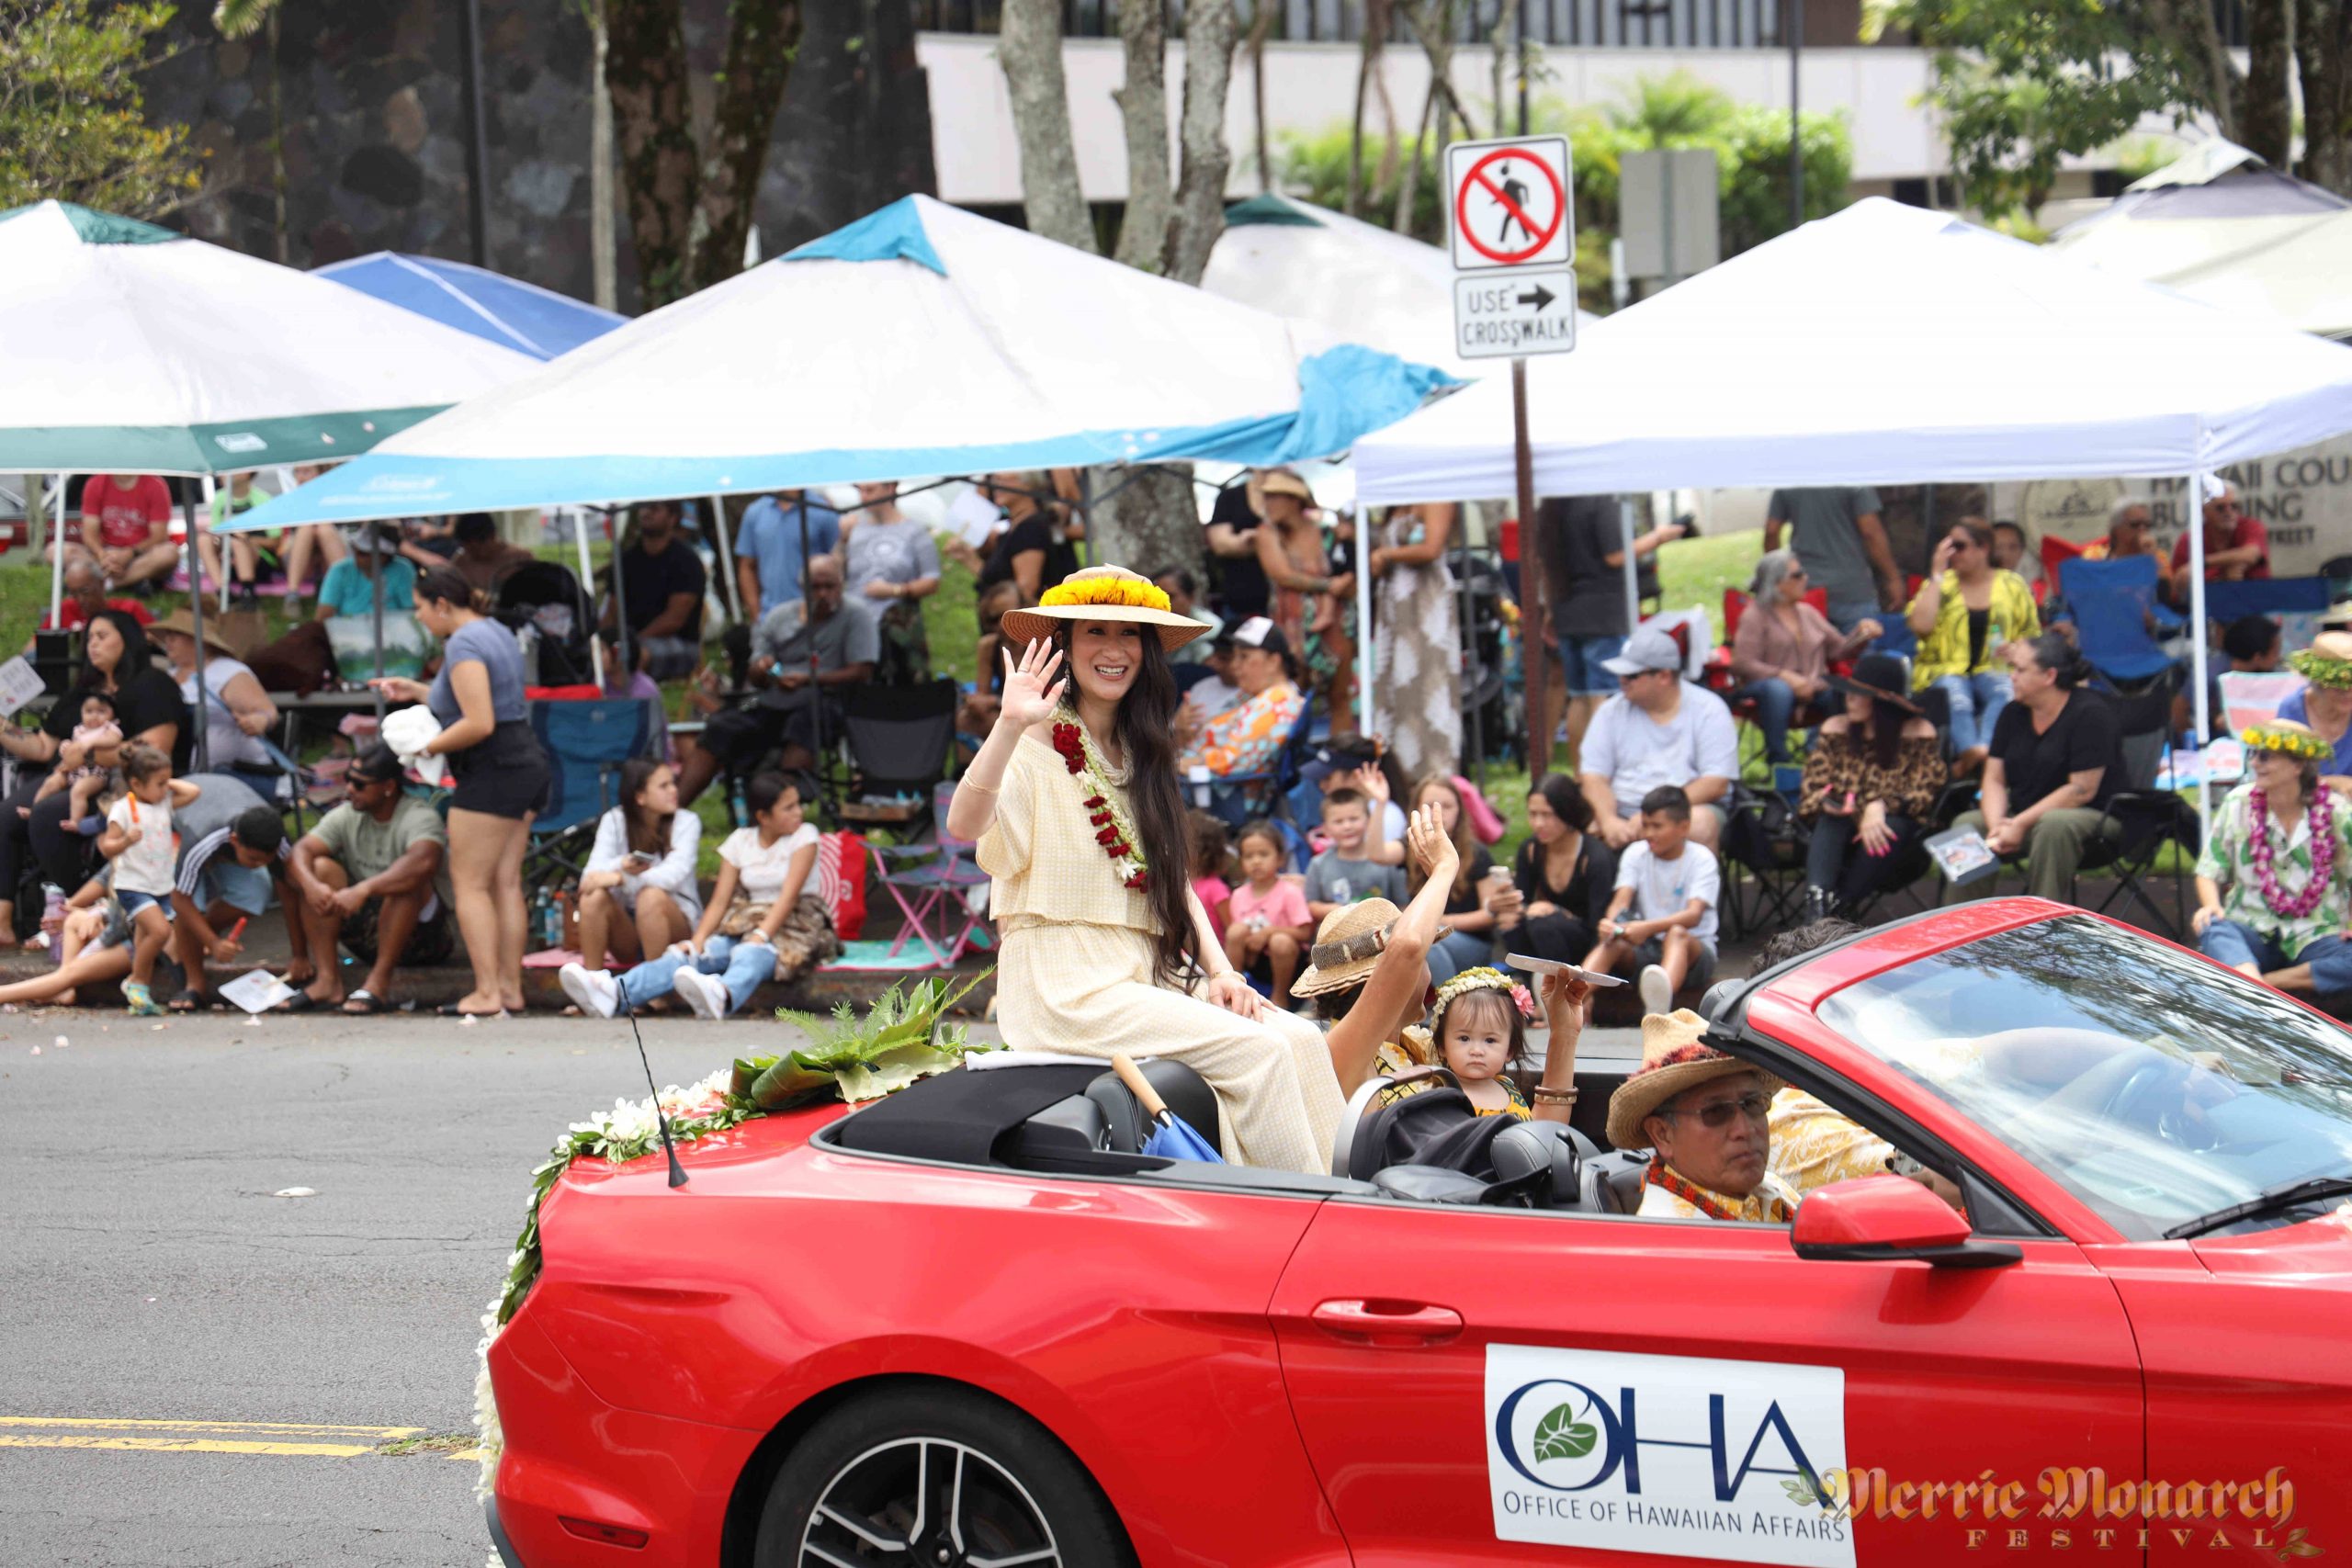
[1051,717,1149,892]
[2248,786,2336,920]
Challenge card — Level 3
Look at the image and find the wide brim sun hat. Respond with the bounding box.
[1825,653,1925,716]
[146,609,233,659]
[1289,898,1408,998]
[1000,566,1212,654]
[1605,1008,1785,1150]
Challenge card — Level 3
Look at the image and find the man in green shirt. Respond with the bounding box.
[286,745,454,1014]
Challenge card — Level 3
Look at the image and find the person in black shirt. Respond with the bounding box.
[1496,772,1618,972]
[1204,475,1272,622]
[977,471,1077,604]
[1534,495,1685,770]
[608,500,707,680]
[1951,632,2123,901]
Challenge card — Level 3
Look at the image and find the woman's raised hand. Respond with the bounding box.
[1406,803,1456,880]
[998,641,1067,729]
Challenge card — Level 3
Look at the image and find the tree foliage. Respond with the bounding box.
[1868,0,2351,210]
[1280,73,1852,307]
[0,0,200,218]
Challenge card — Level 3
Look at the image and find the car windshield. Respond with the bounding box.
[1815,916,2352,1241]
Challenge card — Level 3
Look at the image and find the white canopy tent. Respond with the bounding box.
[1354,197,2352,827]
[1202,193,1598,382]
[220,195,1448,530]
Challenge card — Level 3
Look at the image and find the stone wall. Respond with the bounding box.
[147,0,934,310]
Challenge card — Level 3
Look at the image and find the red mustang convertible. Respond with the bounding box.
[486,900,2352,1568]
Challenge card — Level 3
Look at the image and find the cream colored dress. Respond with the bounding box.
[978,727,1343,1174]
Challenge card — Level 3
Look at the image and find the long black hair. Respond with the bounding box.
[79,608,156,691]
[1054,621,1191,987]
[617,756,674,856]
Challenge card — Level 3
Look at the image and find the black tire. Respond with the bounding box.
[752,1384,1129,1568]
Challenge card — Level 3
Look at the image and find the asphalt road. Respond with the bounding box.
[0,1005,1640,1567]
[0,1007,742,1568]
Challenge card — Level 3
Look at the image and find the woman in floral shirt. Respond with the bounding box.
[1178,617,1304,779]
[1796,653,1946,919]
[2195,719,2352,1002]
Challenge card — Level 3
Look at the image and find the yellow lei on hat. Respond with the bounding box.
[1038,571,1172,613]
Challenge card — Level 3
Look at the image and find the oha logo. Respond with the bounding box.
[1495,1376,1826,1503]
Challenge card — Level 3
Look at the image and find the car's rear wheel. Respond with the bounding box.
[752,1385,1129,1568]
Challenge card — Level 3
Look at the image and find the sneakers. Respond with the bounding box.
[1637,964,1674,1017]
[671,967,729,1021]
[558,963,619,1019]
[123,979,164,1017]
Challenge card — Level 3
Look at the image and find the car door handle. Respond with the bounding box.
[1309,1298,1464,1345]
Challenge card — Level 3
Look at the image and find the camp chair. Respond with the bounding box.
[2075,672,2199,940]
[2058,555,2178,685]
[522,696,658,887]
[836,677,958,824]
[868,780,989,966]
[1720,784,1807,939]
[1202,700,1316,832]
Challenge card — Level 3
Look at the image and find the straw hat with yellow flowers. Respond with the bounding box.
[1000,566,1211,655]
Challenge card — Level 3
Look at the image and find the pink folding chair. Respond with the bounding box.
[870,781,991,966]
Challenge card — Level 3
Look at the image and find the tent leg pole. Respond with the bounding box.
[707,494,740,623]
[576,511,605,688]
[184,490,211,775]
[51,474,68,628]
[1618,496,1641,654]
[198,474,223,612]
[1355,501,1374,737]
[609,506,629,667]
[2188,471,2211,847]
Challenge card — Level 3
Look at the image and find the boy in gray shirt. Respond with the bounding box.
[1303,787,1408,922]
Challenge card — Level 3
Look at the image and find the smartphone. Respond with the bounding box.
[1504,953,1628,987]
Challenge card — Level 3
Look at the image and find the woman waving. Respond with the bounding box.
[948,567,1357,1174]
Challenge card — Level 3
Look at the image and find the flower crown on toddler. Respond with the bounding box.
[1430,966,1538,1031]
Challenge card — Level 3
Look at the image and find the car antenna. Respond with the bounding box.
[617,991,689,1189]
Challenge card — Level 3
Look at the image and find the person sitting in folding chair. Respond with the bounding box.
[1797,653,1945,921]
[1950,634,2122,903]
[675,555,876,807]
[2193,720,2352,1007]
[1174,616,1304,789]
[2278,632,2352,795]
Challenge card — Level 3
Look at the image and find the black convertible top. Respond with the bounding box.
[831,1064,1102,1166]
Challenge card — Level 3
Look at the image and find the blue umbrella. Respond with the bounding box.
[312,253,625,362]
[1112,1054,1224,1164]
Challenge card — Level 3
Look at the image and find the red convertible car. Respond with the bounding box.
[486,899,2352,1568]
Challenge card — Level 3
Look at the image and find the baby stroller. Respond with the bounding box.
[494,560,595,687]
[1458,556,1521,763]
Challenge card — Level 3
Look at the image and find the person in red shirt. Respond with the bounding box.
[2170,482,2270,601]
[24,559,155,652]
[73,474,180,591]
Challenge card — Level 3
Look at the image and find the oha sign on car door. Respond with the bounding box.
[1485,1345,1853,1566]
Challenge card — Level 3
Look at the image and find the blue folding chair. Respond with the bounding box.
[524,697,659,886]
[1203,701,1317,834]
[2057,556,2177,684]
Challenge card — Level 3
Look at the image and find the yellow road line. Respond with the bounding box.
[0,1435,379,1458]
[0,1417,423,1439]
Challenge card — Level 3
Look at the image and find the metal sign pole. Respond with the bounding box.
[1513,357,1546,774]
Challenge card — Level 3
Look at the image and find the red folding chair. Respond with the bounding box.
[869,781,990,967]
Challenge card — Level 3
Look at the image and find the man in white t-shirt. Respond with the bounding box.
[1579,625,1738,852]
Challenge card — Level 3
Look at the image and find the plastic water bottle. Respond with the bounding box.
[529,888,552,950]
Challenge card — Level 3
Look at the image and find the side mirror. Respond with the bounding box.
[1791,1174,2020,1269]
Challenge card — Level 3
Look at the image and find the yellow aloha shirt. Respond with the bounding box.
[1767,1088,1896,1198]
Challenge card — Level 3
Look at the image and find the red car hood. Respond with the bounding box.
[2192,1202,2352,1280]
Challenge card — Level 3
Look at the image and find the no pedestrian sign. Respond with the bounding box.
[1448,135,1573,274]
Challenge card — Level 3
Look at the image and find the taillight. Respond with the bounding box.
[558,1516,650,1550]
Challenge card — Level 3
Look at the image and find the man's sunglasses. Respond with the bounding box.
[1663,1090,1773,1130]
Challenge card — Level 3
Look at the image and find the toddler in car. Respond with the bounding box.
[1374,966,1534,1119]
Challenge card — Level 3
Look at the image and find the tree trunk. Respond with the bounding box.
[1346,0,1388,215]
[1250,0,1275,192]
[688,0,802,295]
[2147,0,2243,138]
[1094,465,1204,580]
[1164,0,1238,285]
[605,0,702,306]
[590,0,617,310]
[1114,0,1173,272]
[1396,76,1434,233]
[2299,0,2352,193]
[1000,0,1098,251]
[2242,0,2295,168]
[267,10,288,264]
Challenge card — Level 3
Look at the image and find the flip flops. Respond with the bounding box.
[342,989,392,1015]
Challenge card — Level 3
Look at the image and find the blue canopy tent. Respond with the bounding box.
[313,253,625,362]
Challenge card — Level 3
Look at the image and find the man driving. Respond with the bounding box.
[1607,1010,1799,1222]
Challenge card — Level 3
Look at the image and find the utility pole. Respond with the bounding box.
[1788,0,1804,231]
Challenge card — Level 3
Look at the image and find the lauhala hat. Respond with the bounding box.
[1605,1008,1784,1150]
[1290,898,1409,998]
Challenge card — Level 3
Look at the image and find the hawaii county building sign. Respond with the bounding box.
[2006,442,2352,577]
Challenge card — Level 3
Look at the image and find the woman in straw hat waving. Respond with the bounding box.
[948,567,1360,1173]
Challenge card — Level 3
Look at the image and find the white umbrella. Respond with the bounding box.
[215,195,1451,529]
[0,201,537,476]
